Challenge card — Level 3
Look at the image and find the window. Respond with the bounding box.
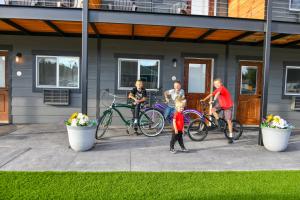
[36,55,80,89]
[118,58,160,90]
[284,66,300,95]
[290,0,300,10]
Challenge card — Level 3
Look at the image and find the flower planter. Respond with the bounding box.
[66,125,96,152]
[262,127,291,152]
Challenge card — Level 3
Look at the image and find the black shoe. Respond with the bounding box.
[228,138,235,144]
[181,148,189,152]
[170,148,176,154]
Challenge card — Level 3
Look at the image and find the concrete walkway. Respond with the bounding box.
[0,124,300,171]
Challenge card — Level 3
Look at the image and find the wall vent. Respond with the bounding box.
[43,89,70,105]
[291,96,300,111]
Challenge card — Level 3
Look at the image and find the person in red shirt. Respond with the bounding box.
[170,99,188,153]
[201,78,234,144]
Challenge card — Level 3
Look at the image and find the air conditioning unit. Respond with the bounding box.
[291,96,300,111]
[44,89,70,105]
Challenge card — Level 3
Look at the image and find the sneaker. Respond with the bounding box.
[181,148,189,152]
[228,138,235,144]
[170,148,176,154]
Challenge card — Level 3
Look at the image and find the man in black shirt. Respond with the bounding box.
[128,80,147,133]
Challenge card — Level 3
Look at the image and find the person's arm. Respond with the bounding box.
[128,89,137,102]
[164,90,171,103]
[173,118,178,134]
[201,93,213,102]
[212,91,220,102]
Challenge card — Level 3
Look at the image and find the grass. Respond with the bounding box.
[1,171,300,200]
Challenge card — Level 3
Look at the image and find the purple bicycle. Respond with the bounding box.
[147,90,203,135]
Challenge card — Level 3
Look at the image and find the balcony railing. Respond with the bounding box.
[0,0,82,7]
[0,0,268,20]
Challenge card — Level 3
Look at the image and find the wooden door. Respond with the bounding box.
[236,61,263,125]
[0,51,9,123]
[184,59,212,113]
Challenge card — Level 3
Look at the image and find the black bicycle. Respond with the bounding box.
[187,101,243,141]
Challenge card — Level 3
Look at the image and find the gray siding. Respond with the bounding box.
[272,0,300,22]
[1,36,300,127]
[0,35,98,123]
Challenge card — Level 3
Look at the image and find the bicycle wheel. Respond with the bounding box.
[187,118,208,141]
[224,120,243,140]
[139,108,165,137]
[95,111,112,140]
[183,110,202,128]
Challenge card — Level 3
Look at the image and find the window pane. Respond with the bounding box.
[286,67,300,94]
[188,64,206,93]
[119,60,138,88]
[59,57,80,88]
[140,60,159,89]
[38,57,57,86]
[290,0,300,9]
[0,56,5,88]
[240,66,257,95]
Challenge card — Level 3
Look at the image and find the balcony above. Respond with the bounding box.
[1,0,300,48]
[0,0,266,20]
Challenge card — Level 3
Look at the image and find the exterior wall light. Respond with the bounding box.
[172,58,177,68]
[16,53,22,63]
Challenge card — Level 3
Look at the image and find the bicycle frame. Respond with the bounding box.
[101,103,134,126]
[152,102,204,124]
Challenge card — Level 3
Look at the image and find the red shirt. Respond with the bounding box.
[173,112,184,131]
[212,86,233,109]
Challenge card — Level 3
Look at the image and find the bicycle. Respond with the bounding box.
[95,90,165,139]
[147,89,203,133]
[187,101,243,141]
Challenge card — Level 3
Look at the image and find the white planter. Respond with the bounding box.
[66,125,96,152]
[262,127,291,152]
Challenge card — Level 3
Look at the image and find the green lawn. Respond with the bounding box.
[1,171,300,200]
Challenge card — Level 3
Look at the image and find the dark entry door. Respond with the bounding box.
[184,59,212,113]
[0,51,9,123]
[236,61,263,125]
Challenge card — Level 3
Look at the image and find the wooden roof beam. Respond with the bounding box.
[164,26,176,41]
[227,31,254,43]
[90,22,100,37]
[196,29,216,42]
[43,20,66,36]
[1,19,31,35]
[282,39,300,47]
[255,33,290,46]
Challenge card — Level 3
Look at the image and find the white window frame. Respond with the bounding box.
[239,65,258,95]
[284,66,300,96]
[117,58,160,91]
[289,0,300,11]
[36,55,80,89]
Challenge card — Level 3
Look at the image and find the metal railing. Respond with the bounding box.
[0,0,82,8]
[0,0,270,20]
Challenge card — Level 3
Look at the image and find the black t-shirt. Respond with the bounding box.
[130,87,147,100]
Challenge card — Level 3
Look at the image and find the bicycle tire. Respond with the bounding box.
[187,118,208,141]
[183,110,202,132]
[224,120,243,140]
[95,111,112,140]
[139,108,165,137]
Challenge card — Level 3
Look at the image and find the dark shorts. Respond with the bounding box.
[212,104,233,121]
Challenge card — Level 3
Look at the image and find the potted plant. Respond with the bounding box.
[261,114,294,152]
[65,112,97,152]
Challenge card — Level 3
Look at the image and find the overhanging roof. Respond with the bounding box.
[0,6,265,32]
[1,6,300,47]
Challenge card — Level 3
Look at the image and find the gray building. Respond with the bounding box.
[0,0,300,130]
